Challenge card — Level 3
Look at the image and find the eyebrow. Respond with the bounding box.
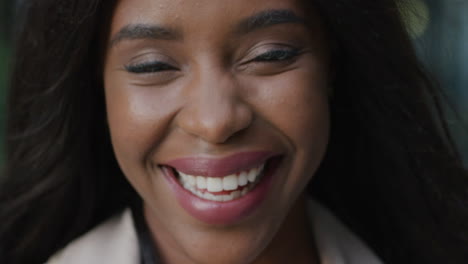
[110,24,182,47]
[235,9,306,35]
[109,9,305,47]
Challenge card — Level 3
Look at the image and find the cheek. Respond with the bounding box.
[249,68,330,152]
[104,76,180,176]
[249,66,330,193]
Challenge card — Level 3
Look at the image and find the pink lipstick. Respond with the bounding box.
[165,151,272,177]
[161,151,281,225]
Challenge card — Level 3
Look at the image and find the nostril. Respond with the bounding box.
[176,97,254,144]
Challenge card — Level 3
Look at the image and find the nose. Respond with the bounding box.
[176,71,253,144]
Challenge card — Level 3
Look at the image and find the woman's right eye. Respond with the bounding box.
[125,61,178,74]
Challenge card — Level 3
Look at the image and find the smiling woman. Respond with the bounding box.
[0,0,467,264]
[104,2,330,263]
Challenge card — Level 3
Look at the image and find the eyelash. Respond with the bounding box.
[125,62,177,74]
[249,48,300,63]
[125,48,300,74]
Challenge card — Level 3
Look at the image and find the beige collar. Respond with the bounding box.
[307,200,384,264]
[47,200,384,264]
[46,208,139,264]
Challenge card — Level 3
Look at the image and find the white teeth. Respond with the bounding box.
[238,172,248,186]
[207,178,223,192]
[223,175,238,191]
[175,163,266,202]
[241,187,249,196]
[183,181,256,202]
[212,194,223,202]
[204,192,216,201]
[222,194,232,202]
[180,172,197,186]
[247,168,258,183]
[232,190,241,199]
[196,176,206,189]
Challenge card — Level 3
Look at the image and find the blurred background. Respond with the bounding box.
[0,0,466,165]
[401,0,468,165]
[0,0,11,163]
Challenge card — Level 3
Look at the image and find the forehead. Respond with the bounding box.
[109,0,308,37]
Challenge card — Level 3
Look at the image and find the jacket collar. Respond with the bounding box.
[47,200,384,264]
[307,200,384,264]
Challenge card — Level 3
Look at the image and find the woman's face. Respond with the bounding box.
[104,0,330,263]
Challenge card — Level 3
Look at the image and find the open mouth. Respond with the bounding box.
[169,162,267,202]
[160,153,282,224]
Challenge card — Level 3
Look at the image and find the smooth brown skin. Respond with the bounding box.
[104,0,331,263]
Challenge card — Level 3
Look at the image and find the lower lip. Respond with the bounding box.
[162,157,281,225]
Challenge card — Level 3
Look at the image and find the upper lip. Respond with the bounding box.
[164,151,276,177]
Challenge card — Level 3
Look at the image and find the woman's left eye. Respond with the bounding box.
[238,47,302,75]
[251,49,300,63]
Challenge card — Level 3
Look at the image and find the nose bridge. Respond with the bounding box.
[177,69,252,143]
